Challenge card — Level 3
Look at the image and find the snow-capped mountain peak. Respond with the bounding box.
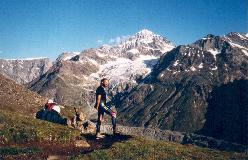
[123,29,170,44]
[135,29,156,38]
[111,29,174,55]
[56,52,81,61]
[57,29,175,62]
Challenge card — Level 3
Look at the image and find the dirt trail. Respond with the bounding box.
[0,134,133,160]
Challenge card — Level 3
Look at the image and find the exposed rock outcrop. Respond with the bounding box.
[80,123,246,152]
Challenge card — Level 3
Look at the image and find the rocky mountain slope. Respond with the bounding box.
[27,29,174,114]
[117,32,248,145]
[0,73,47,116]
[0,58,52,85]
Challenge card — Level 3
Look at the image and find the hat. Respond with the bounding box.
[48,99,55,104]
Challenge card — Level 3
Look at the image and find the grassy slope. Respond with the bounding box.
[0,110,247,159]
[73,138,247,160]
[0,110,80,144]
[0,109,81,159]
[0,74,47,117]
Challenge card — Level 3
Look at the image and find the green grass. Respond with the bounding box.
[0,109,81,144]
[0,146,41,159]
[72,138,247,160]
[0,146,40,155]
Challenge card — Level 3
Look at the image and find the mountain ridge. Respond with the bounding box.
[0,57,52,85]
[117,32,248,145]
[27,29,175,114]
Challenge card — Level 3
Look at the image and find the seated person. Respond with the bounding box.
[36,99,69,125]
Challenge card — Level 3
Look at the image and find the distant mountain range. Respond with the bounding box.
[0,57,52,84]
[0,30,247,145]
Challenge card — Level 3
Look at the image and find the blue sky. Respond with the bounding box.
[0,0,247,60]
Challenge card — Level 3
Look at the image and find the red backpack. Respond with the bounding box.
[45,102,56,111]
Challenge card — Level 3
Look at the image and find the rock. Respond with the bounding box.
[78,112,86,122]
[81,120,96,134]
[72,109,87,128]
[47,155,68,160]
[75,140,90,148]
[182,133,246,152]
[0,123,4,129]
[90,124,246,152]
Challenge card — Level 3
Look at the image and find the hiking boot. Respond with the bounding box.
[96,133,105,139]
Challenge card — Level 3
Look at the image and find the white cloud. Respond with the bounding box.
[97,40,103,44]
[108,35,130,44]
[109,38,115,44]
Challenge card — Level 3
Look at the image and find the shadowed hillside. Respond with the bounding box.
[198,79,248,145]
[117,32,248,140]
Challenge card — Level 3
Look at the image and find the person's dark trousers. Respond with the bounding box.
[96,105,116,134]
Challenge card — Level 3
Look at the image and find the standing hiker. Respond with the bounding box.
[94,78,117,139]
